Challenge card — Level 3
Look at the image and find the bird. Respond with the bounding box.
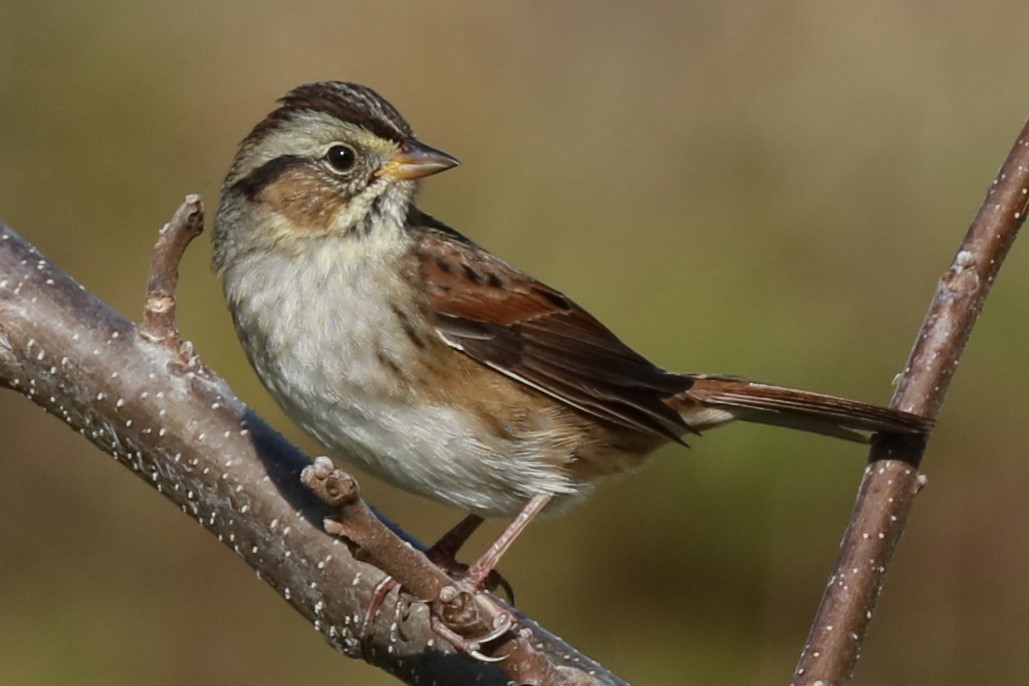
[212,81,932,589]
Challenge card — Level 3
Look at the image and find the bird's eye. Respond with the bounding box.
[324,144,357,173]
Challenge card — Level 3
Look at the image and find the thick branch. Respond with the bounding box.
[0,211,622,686]
[793,116,1029,684]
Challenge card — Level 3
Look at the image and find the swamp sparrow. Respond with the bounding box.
[213,81,931,587]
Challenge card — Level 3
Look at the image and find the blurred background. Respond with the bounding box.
[2,2,1028,684]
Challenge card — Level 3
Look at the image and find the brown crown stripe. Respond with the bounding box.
[245,82,413,148]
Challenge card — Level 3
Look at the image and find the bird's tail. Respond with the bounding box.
[672,374,933,443]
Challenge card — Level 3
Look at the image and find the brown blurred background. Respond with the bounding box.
[2,2,1028,684]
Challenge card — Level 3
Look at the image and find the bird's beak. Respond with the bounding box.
[381,140,460,181]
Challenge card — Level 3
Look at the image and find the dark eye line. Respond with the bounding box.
[232,155,307,199]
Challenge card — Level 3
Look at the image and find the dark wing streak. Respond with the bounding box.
[434,319,687,440]
[433,327,669,435]
[418,221,693,442]
[520,355,691,441]
[521,326,687,391]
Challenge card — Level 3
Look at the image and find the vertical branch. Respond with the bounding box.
[793,116,1029,684]
[140,194,204,346]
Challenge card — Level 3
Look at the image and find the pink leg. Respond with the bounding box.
[363,513,488,637]
[465,494,552,590]
[426,513,515,600]
[364,501,543,639]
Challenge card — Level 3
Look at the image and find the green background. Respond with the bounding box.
[2,2,1028,684]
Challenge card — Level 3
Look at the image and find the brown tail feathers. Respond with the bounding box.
[675,374,933,443]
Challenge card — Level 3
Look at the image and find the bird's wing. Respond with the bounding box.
[414,220,693,442]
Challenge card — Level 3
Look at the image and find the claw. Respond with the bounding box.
[469,649,509,663]
[427,585,515,661]
[491,571,516,604]
[476,609,516,644]
[361,575,399,642]
[429,615,509,663]
[393,591,415,642]
[361,574,515,663]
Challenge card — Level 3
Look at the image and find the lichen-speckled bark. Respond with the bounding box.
[0,207,624,686]
[793,116,1029,686]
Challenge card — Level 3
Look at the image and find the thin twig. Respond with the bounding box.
[302,459,545,670]
[793,116,1029,685]
[141,194,204,346]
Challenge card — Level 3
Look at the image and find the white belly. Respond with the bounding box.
[222,239,580,518]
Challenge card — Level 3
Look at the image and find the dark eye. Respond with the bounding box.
[325,144,357,173]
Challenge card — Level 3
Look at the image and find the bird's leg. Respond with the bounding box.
[426,513,485,565]
[365,501,548,659]
[425,513,516,602]
[464,494,552,590]
[362,513,499,640]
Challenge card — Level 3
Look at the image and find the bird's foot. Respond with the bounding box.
[424,546,516,603]
[429,584,515,662]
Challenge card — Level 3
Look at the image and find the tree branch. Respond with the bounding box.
[140,194,205,348]
[792,116,1029,684]
[10,110,1021,682]
[0,205,623,686]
